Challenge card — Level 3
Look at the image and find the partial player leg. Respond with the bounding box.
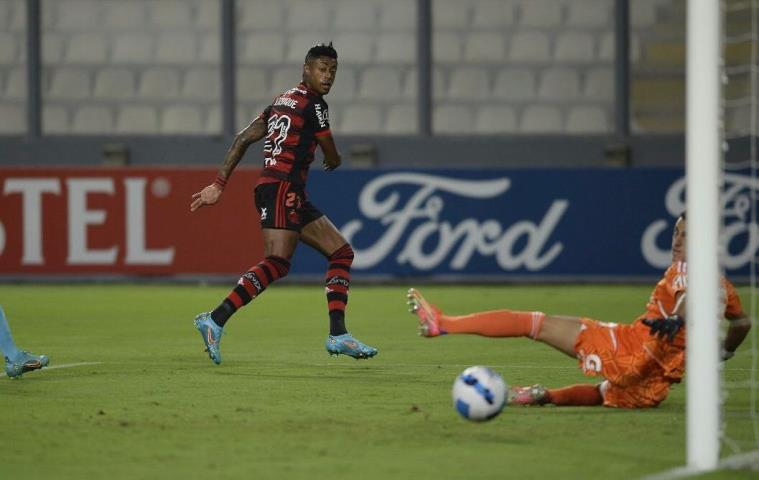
[0,306,49,379]
[508,383,603,407]
[406,288,582,357]
[194,228,297,365]
[301,216,377,359]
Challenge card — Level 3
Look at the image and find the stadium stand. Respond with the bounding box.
[0,0,686,136]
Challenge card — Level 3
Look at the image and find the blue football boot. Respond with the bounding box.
[5,351,49,379]
[194,312,223,365]
[325,333,378,359]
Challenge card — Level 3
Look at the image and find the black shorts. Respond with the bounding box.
[254,181,324,232]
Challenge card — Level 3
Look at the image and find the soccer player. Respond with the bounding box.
[407,213,751,408]
[190,42,377,364]
[0,305,49,379]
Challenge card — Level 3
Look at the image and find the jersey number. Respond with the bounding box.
[265,114,292,166]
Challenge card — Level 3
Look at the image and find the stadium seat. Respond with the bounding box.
[55,1,99,30]
[433,32,463,63]
[519,0,563,28]
[520,105,563,133]
[385,104,418,134]
[334,2,377,30]
[509,31,550,62]
[42,34,65,63]
[8,1,25,32]
[116,105,159,134]
[403,68,446,99]
[471,0,515,28]
[139,68,181,98]
[645,41,685,69]
[72,106,114,134]
[65,33,108,63]
[4,67,25,99]
[48,68,91,99]
[161,105,204,133]
[565,105,609,133]
[236,68,268,101]
[566,0,611,27]
[183,69,220,100]
[448,68,490,99]
[433,104,474,134]
[101,1,145,29]
[332,34,374,64]
[327,67,356,101]
[195,1,219,28]
[43,105,68,134]
[631,0,658,28]
[0,103,24,133]
[632,78,683,109]
[240,33,286,64]
[376,33,416,64]
[475,105,518,134]
[270,66,300,97]
[198,33,220,63]
[288,0,331,30]
[358,67,403,100]
[338,104,383,134]
[155,34,197,64]
[584,67,613,101]
[205,106,222,134]
[379,1,416,30]
[0,2,10,31]
[112,34,154,63]
[493,68,536,100]
[149,0,194,28]
[286,33,328,63]
[238,0,284,31]
[538,68,580,100]
[0,33,17,65]
[553,32,595,63]
[433,0,470,29]
[93,68,136,99]
[463,32,506,63]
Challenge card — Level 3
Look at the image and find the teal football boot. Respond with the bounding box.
[5,351,49,379]
[325,333,378,359]
[194,312,223,365]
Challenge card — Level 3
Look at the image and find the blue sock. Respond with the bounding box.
[0,305,20,360]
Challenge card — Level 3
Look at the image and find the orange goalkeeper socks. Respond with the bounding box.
[439,310,545,339]
[544,384,603,406]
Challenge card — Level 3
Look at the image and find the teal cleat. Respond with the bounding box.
[325,333,378,359]
[5,351,49,379]
[194,312,223,365]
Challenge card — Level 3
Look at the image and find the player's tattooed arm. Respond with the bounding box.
[217,116,267,181]
[316,133,342,171]
[190,116,267,212]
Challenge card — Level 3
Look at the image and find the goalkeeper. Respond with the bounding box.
[407,213,751,408]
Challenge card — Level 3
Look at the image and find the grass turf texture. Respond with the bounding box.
[0,284,755,479]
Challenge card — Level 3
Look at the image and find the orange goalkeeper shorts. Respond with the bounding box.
[574,318,673,408]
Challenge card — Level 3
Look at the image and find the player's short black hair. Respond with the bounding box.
[305,42,337,63]
[679,211,687,221]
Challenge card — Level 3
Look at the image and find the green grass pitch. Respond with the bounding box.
[0,284,755,479]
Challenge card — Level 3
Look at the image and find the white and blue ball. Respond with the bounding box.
[452,366,507,421]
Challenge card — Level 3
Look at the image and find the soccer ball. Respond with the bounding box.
[452,366,507,421]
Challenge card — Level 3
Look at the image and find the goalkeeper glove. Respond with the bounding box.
[642,315,685,343]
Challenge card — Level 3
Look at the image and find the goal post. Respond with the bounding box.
[686,0,722,471]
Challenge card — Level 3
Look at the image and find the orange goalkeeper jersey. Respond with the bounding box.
[631,261,744,381]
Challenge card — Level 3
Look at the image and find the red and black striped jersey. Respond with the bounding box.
[257,82,331,186]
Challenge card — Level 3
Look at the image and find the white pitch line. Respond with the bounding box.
[45,361,102,370]
[3,361,102,377]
